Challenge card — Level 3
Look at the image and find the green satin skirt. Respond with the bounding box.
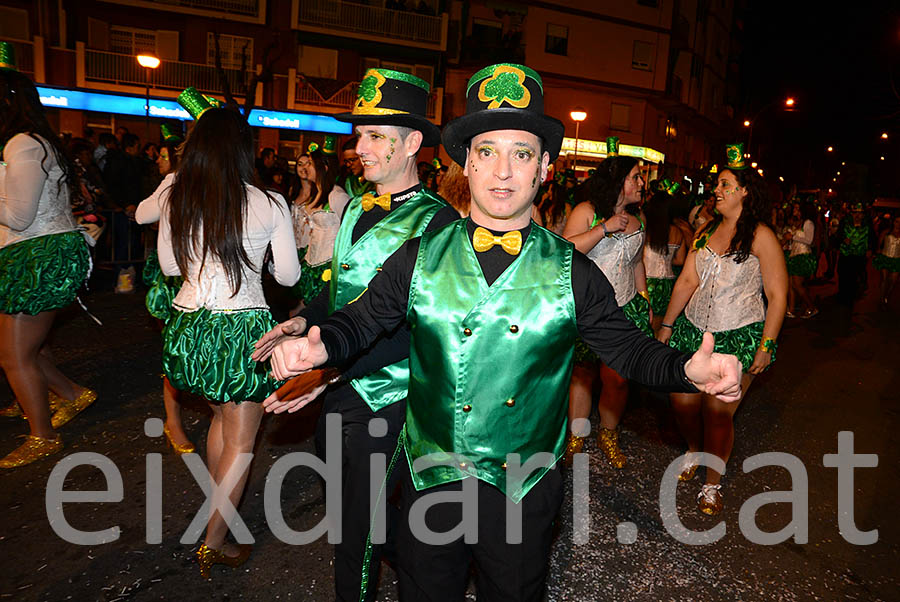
[786,253,817,277]
[162,308,282,403]
[575,293,652,363]
[873,254,900,273]
[646,277,675,316]
[669,315,773,373]
[290,248,329,302]
[0,231,89,315]
[142,250,183,322]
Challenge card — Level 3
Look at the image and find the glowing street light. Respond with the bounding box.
[778,176,785,182]
[827,146,834,152]
[785,97,795,107]
[837,171,841,175]
[881,156,885,161]
[881,132,889,139]
[757,169,764,175]
[136,54,160,69]
[570,107,587,172]
[751,162,758,168]
[743,120,751,127]
[841,161,846,166]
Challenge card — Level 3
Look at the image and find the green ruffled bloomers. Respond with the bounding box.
[289,247,329,302]
[162,308,283,403]
[0,231,89,315]
[873,254,900,273]
[669,315,773,373]
[786,253,817,278]
[142,250,183,321]
[575,293,652,363]
[646,277,675,316]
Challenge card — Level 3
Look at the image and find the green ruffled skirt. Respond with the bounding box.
[290,248,329,302]
[0,231,89,315]
[873,254,900,273]
[142,250,183,321]
[647,277,675,316]
[786,253,817,278]
[669,315,773,373]
[162,308,282,403]
[575,293,652,363]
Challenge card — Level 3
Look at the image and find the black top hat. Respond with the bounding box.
[335,68,440,147]
[441,63,564,166]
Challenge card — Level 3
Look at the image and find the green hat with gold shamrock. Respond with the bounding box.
[725,142,747,170]
[335,68,440,146]
[606,136,619,157]
[177,87,214,121]
[322,134,337,155]
[0,41,17,71]
[441,63,564,165]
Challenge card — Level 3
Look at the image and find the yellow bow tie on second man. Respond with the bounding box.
[472,226,522,255]
[361,192,392,212]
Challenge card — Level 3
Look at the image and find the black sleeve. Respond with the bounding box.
[297,285,331,327]
[572,252,697,393]
[318,239,420,365]
[424,205,462,232]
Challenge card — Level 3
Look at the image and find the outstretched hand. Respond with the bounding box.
[262,380,328,414]
[684,332,743,402]
[252,317,307,362]
[268,325,329,381]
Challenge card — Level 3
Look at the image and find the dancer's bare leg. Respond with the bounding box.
[0,312,58,439]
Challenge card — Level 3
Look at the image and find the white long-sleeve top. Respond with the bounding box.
[135,173,174,225]
[0,133,79,249]
[789,219,815,256]
[156,182,300,312]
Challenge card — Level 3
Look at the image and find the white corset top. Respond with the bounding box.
[685,246,765,332]
[643,243,680,279]
[586,228,644,306]
[881,234,900,258]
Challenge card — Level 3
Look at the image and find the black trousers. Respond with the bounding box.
[314,383,407,602]
[837,254,866,305]
[396,464,564,602]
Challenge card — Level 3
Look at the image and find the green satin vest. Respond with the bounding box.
[405,220,577,502]
[328,187,447,412]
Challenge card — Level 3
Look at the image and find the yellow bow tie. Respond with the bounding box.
[361,192,392,212]
[472,227,522,255]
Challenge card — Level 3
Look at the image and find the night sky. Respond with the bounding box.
[739,2,900,194]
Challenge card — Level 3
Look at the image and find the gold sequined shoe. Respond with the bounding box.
[697,483,723,515]
[597,427,627,469]
[164,424,195,455]
[0,434,64,468]
[51,389,98,429]
[1,392,66,419]
[196,543,252,579]
[563,434,586,467]
[678,451,700,482]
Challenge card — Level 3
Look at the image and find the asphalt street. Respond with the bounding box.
[0,267,897,601]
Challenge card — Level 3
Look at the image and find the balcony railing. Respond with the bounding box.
[84,49,251,95]
[1,37,35,76]
[293,78,440,121]
[295,0,447,49]
[100,0,264,22]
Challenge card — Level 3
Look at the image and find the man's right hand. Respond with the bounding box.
[269,325,329,380]
[252,316,307,362]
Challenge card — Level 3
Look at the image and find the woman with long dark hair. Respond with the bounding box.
[535,179,571,235]
[643,186,687,333]
[156,107,300,576]
[658,154,787,515]
[562,154,650,467]
[289,148,347,312]
[784,202,818,317]
[0,62,96,467]
[136,134,195,454]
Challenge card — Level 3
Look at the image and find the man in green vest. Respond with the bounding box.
[262,63,742,601]
[254,68,458,601]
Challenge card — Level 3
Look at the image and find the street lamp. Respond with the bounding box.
[743,120,751,127]
[570,107,587,173]
[881,132,889,139]
[136,54,161,136]
[827,146,834,152]
[785,97,795,107]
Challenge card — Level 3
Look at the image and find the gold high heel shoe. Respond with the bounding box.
[196,543,252,579]
[563,434,586,467]
[51,389,98,429]
[597,427,627,469]
[697,483,724,515]
[164,424,195,455]
[1,391,66,419]
[678,451,700,482]
[0,434,64,468]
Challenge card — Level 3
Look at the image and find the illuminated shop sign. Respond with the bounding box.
[559,137,665,164]
[35,86,352,134]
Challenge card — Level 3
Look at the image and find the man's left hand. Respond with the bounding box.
[684,332,743,402]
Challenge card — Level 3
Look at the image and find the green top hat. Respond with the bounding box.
[0,41,16,71]
[606,136,619,157]
[307,142,320,153]
[725,143,747,170]
[322,134,337,155]
[335,68,440,147]
[431,157,443,170]
[160,124,182,143]
[661,178,681,196]
[177,87,214,121]
[441,63,564,165]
